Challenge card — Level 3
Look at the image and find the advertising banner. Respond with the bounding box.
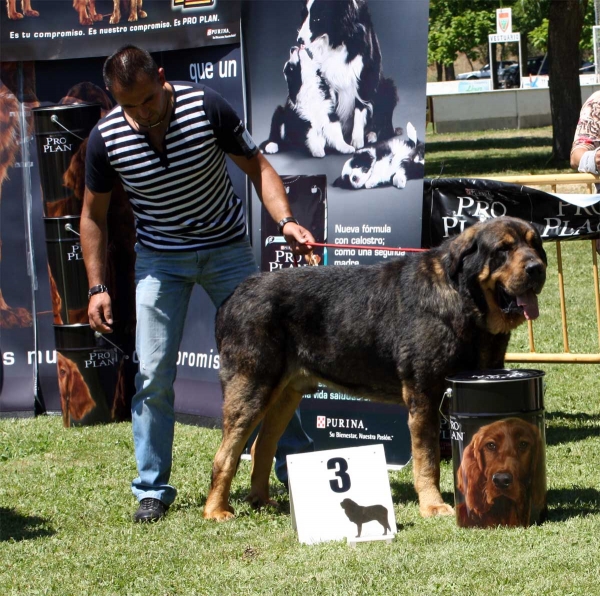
[1,0,240,62]
[1,43,245,420]
[244,0,430,466]
[422,178,600,247]
[0,76,36,415]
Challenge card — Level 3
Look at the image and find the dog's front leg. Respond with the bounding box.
[22,0,39,17]
[306,127,326,158]
[109,0,121,24]
[405,384,454,517]
[351,105,368,149]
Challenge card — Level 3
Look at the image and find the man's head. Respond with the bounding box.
[103,45,159,91]
[103,45,168,129]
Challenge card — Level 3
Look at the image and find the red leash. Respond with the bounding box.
[306,241,427,253]
[292,242,427,267]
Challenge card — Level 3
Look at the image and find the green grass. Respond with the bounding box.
[424,126,572,178]
[2,127,600,595]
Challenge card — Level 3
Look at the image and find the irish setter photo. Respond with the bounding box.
[456,417,546,528]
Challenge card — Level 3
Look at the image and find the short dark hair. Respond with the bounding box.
[103,45,159,90]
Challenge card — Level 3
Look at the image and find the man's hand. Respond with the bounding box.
[88,293,114,333]
[282,221,315,255]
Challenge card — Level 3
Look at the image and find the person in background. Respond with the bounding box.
[81,45,314,523]
[570,90,600,252]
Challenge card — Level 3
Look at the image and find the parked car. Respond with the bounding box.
[527,55,549,76]
[580,61,596,74]
[456,60,517,80]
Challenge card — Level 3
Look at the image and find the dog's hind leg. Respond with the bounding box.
[247,385,304,508]
[204,376,271,521]
[405,383,454,518]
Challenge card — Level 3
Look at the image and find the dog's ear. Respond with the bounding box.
[456,434,489,516]
[406,122,417,146]
[333,175,353,189]
[67,358,96,420]
[448,225,479,279]
[529,424,547,516]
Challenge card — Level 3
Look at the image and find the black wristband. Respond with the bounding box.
[278,217,299,234]
[88,284,108,300]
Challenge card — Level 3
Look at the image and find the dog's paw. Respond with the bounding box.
[366,132,378,144]
[352,136,365,150]
[203,506,236,521]
[392,170,407,189]
[24,9,40,17]
[246,493,279,510]
[264,142,279,154]
[420,502,455,518]
[337,143,355,154]
[139,10,148,18]
[310,148,326,158]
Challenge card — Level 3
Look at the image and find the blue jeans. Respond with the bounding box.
[131,238,313,505]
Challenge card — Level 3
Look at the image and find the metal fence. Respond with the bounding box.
[486,173,600,363]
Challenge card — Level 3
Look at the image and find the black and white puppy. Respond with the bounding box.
[260,46,355,158]
[297,0,398,149]
[333,122,425,190]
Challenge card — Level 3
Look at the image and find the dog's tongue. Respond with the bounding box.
[516,290,539,320]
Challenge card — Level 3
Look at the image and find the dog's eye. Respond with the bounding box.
[518,441,530,451]
[485,442,496,451]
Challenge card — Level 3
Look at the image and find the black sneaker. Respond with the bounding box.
[133,498,169,523]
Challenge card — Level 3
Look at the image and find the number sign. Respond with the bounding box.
[287,444,397,545]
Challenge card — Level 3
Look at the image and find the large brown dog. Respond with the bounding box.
[204,216,547,520]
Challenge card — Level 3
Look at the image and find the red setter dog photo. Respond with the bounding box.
[455,417,547,527]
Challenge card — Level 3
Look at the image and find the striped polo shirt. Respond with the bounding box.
[85,82,257,251]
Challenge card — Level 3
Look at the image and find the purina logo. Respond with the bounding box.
[316,416,365,430]
[173,0,216,8]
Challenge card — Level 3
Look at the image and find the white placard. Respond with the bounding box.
[496,8,512,34]
[287,444,397,545]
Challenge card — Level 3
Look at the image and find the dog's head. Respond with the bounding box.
[283,46,303,105]
[333,148,376,189]
[444,216,547,334]
[456,418,544,518]
[298,0,370,58]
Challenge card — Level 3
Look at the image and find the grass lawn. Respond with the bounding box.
[2,127,600,596]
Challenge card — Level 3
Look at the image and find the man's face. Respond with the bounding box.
[110,69,167,129]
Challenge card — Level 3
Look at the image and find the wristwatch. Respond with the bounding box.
[278,216,299,234]
[88,284,108,300]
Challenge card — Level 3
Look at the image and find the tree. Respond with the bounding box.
[547,0,588,161]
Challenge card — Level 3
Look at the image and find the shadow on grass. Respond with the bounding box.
[545,410,600,446]
[425,154,569,178]
[425,136,552,153]
[389,477,454,509]
[0,508,55,542]
[547,487,600,521]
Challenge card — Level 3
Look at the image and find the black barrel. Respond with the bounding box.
[44,216,89,325]
[54,324,124,428]
[446,369,547,528]
[33,103,100,216]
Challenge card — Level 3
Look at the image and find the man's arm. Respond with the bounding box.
[81,186,113,333]
[228,151,315,254]
[570,145,600,172]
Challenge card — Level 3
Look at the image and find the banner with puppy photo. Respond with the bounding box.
[245,0,430,466]
[1,0,241,62]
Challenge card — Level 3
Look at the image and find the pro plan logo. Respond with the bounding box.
[173,0,216,8]
[316,416,326,429]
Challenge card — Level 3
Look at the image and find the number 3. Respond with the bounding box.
[327,457,351,493]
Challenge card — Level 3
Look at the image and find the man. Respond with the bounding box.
[82,45,314,522]
[570,89,600,253]
[570,89,600,178]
